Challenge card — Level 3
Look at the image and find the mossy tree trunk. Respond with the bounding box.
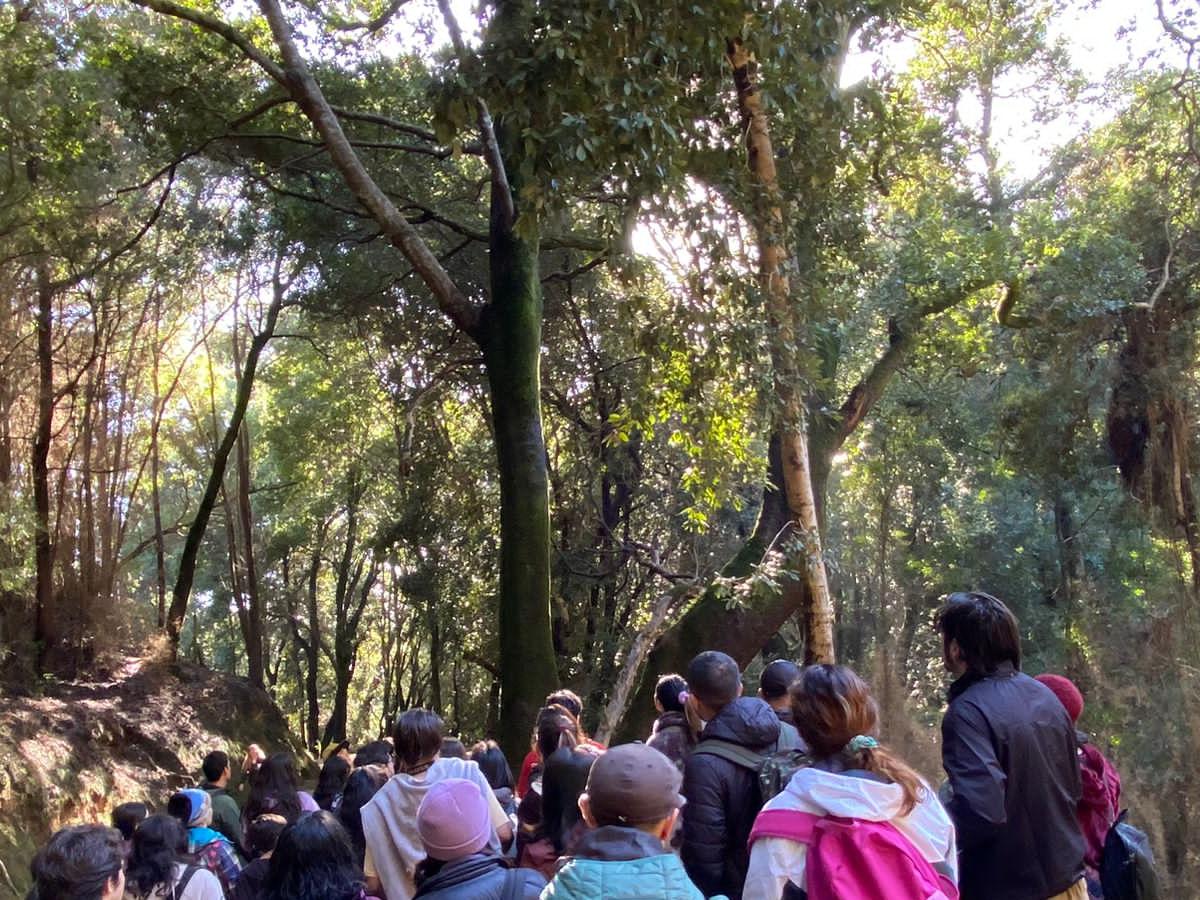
[480,134,559,760]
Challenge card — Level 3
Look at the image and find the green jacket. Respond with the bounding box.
[542,826,724,900]
[201,782,243,851]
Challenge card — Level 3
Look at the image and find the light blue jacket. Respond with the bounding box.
[540,826,726,900]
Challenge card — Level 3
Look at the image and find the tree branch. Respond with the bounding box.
[127,0,286,84]
[254,0,481,335]
[435,0,515,229]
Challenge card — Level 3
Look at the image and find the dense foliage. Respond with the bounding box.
[1,0,1198,888]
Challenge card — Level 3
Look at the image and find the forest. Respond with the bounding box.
[2,0,1199,889]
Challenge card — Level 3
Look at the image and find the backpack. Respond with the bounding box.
[690,738,811,802]
[1100,810,1161,900]
[748,809,958,900]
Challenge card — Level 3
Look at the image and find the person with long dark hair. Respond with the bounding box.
[469,741,516,817]
[314,754,353,812]
[645,673,695,773]
[744,665,956,899]
[262,811,365,900]
[243,752,317,826]
[124,814,223,900]
[338,765,391,867]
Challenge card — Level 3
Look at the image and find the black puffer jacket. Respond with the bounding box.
[680,696,780,899]
[942,662,1085,900]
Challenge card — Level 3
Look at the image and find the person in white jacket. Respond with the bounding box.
[361,709,514,900]
[743,665,957,900]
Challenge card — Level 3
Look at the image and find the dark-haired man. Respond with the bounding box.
[936,591,1086,900]
[30,825,125,900]
[680,650,780,899]
[199,749,243,851]
[758,658,804,750]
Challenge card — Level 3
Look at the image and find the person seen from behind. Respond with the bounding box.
[1036,674,1122,897]
[542,742,717,900]
[937,591,1086,900]
[261,810,369,900]
[680,650,781,900]
[242,752,317,828]
[339,764,391,867]
[743,664,957,899]
[110,802,148,858]
[758,660,805,751]
[354,740,395,774]
[412,778,546,899]
[199,750,244,850]
[166,789,242,894]
[26,824,125,900]
[472,740,519,818]
[516,690,603,798]
[646,673,695,774]
[514,705,593,878]
[229,814,288,900]
[124,813,223,900]
[360,709,513,900]
[314,753,353,812]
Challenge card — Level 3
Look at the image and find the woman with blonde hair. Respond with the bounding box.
[744,665,957,899]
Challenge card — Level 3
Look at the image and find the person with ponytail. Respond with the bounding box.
[743,665,957,899]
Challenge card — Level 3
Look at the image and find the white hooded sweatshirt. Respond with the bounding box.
[360,757,507,900]
[742,765,957,900]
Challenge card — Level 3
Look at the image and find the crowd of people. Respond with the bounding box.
[26,591,1127,899]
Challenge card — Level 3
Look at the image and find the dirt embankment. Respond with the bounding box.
[0,657,305,894]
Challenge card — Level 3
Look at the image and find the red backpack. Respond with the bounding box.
[749,809,959,900]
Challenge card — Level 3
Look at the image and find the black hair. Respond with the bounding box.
[759,659,802,700]
[313,755,352,811]
[934,591,1022,674]
[540,748,595,853]
[393,709,443,773]
[654,673,688,713]
[352,740,393,769]
[337,765,389,866]
[110,802,149,842]
[439,737,467,760]
[544,689,583,719]
[28,825,123,900]
[471,741,514,791]
[245,814,288,860]
[686,650,742,708]
[535,705,581,760]
[164,792,191,826]
[201,750,229,784]
[125,814,186,897]
[245,753,303,824]
[263,810,364,900]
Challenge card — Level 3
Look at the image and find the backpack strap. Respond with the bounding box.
[748,809,821,847]
[173,865,199,900]
[692,739,764,771]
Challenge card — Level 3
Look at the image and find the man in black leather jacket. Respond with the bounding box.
[680,650,781,899]
[937,591,1086,900]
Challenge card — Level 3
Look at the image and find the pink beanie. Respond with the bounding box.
[1036,673,1084,722]
[417,778,492,861]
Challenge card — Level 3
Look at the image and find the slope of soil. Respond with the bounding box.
[0,657,305,894]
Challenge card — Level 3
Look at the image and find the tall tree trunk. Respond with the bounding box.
[728,37,835,665]
[166,286,285,656]
[480,125,559,762]
[150,293,167,628]
[32,263,60,674]
[233,332,265,688]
